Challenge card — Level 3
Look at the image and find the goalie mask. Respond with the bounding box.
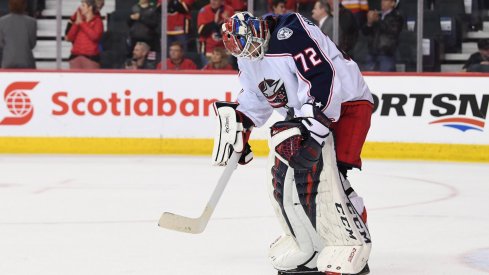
[221,12,271,61]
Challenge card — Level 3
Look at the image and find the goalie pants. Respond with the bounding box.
[267,101,373,272]
[330,101,373,170]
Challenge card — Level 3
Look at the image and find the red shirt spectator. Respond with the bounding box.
[197,0,234,56]
[157,41,197,70]
[202,47,233,70]
[66,0,103,35]
[225,0,246,11]
[66,5,103,57]
[342,0,369,14]
[202,63,233,70]
[167,0,194,35]
[159,58,197,70]
[68,0,103,21]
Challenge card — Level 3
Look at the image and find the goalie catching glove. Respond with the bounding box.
[212,101,254,166]
[273,103,332,170]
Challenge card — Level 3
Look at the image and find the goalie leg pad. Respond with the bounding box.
[268,126,372,274]
[268,122,325,271]
[315,135,372,274]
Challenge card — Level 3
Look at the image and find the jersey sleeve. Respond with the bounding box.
[269,13,342,121]
[236,70,274,128]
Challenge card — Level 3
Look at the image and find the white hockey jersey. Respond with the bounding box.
[236,13,373,127]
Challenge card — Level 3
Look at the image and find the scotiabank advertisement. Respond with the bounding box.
[0,72,487,145]
[0,72,235,138]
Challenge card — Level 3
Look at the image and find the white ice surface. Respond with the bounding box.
[0,155,488,275]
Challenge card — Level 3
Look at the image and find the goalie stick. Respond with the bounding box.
[158,151,242,234]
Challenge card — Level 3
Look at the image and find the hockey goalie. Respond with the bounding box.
[212,11,373,275]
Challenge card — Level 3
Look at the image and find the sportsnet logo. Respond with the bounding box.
[372,93,488,132]
[0,82,38,126]
[429,117,485,132]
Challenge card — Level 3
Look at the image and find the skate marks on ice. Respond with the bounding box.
[363,174,459,211]
[0,156,487,274]
[350,161,489,275]
[462,247,489,273]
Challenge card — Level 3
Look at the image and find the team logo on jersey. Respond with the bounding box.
[277,27,293,40]
[258,79,288,108]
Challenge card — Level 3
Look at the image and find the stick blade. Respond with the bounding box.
[158,212,205,234]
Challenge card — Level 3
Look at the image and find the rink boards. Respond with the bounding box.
[0,71,487,162]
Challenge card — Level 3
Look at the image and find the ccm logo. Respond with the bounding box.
[0,82,39,126]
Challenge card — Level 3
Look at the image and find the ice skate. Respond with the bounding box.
[278,263,370,275]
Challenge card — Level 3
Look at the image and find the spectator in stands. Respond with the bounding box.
[164,0,194,52]
[312,0,332,37]
[126,41,156,69]
[297,0,316,17]
[342,0,369,27]
[469,0,484,31]
[312,0,358,55]
[225,0,247,11]
[0,0,37,69]
[66,0,104,36]
[262,0,287,17]
[202,47,233,70]
[269,0,318,14]
[325,0,358,54]
[128,0,158,51]
[25,0,45,18]
[268,0,298,12]
[197,0,234,65]
[272,0,287,15]
[157,41,197,70]
[66,0,104,69]
[95,0,104,12]
[463,39,489,72]
[361,0,403,72]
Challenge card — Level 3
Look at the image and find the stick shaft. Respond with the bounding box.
[205,151,241,211]
[158,152,241,233]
